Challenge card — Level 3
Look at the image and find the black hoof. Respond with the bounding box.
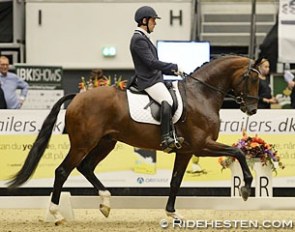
[240,186,251,201]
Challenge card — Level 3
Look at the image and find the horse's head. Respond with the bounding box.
[232,58,260,116]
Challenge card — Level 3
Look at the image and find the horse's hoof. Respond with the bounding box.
[100,204,111,218]
[240,186,251,201]
[166,210,184,220]
[54,219,66,226]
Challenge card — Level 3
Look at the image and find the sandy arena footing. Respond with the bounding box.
[0,209,294,232]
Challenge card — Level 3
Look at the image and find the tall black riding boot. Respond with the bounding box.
[160,101,175,150]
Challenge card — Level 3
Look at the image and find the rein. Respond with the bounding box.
[182,72,228,96]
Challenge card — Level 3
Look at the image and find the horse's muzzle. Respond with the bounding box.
[247,108,257,116]
[240,104,257,116]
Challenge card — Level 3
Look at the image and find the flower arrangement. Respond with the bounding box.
[78,75,127,92]
[218,131,285,173]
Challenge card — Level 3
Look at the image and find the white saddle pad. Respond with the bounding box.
[126,81,183,125]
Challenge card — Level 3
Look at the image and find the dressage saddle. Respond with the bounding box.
[127,75,178,121]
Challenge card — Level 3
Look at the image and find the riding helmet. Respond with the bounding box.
[134,6,161,23]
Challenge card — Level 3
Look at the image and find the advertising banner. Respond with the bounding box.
[0,110,65,134]
[0,110,294,188]
[15,65,63,89]
[15,65,64,109]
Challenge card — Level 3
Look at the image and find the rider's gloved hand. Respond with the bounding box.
[174,65,185,77]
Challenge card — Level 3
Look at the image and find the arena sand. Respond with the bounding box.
[1,209,295,232]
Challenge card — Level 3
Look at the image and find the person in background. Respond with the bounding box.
[78,68,106,92]
[90,68,105,82]
[284,69,295,109]
[129,6,183,152]
[0,56,29,109]
[0,78,7,109]
[256,57,277,109]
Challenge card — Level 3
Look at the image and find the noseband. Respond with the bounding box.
[234,61,260,105]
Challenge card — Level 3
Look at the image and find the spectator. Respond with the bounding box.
[78,68,106,92]
[0,56,29,109]
[284,70,295,109]
[256,58,277,109]
[90,68,104,82]
[0,81,7,109]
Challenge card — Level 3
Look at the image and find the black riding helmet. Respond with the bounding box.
[134,6,161,33]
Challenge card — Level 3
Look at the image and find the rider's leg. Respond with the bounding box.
[145,82,176,149]
[160,100,175,148]
[145,82,173,106]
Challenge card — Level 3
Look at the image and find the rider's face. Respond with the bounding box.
[147,17,157,33]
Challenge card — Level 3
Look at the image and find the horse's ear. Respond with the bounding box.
[254,57,263,67]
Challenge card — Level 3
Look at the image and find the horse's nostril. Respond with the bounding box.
[251,109,257,115]
[246,108,257,116]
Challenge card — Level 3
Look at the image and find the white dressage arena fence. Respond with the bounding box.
[0,194,295,221]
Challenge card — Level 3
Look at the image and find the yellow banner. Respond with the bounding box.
[0,134,294,187]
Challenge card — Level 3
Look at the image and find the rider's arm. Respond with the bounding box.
[132,36,178,75]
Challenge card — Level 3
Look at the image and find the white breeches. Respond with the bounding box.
[145,82,173,106]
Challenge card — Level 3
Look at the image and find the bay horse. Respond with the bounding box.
[8,55,260,224]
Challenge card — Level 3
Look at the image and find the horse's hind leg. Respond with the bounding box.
[49,148,86,225]
[166,153,192,219]
[76,136,117,218]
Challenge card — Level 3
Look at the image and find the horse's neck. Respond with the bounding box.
[185,62,239,109]
[188,69,230,95]
[186,56,247,105]
[200,59,244,93]
[184,76,226,111]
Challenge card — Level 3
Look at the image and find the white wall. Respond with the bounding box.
[25,1,192,69]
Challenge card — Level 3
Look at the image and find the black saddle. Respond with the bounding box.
[127,75,178,122]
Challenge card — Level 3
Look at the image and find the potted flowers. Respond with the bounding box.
[219,131,285,197]
[78,73,127,92]
[218,131,285,174]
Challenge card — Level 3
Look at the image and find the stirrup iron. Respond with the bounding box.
[174,138,183,149]
[171,124,183,149]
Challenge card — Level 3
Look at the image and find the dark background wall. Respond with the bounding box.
[0,1,13,43]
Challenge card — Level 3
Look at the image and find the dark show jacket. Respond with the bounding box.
[129,29,178,91]
[258,78,272,109]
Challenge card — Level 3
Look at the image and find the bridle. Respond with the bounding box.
[183,59,260,105]
[233,61,260,105]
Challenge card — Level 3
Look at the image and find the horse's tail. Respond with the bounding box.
[7,93,76,189]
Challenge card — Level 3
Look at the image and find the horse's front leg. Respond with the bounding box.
[202,140,252,201]
[166,153,192,219]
